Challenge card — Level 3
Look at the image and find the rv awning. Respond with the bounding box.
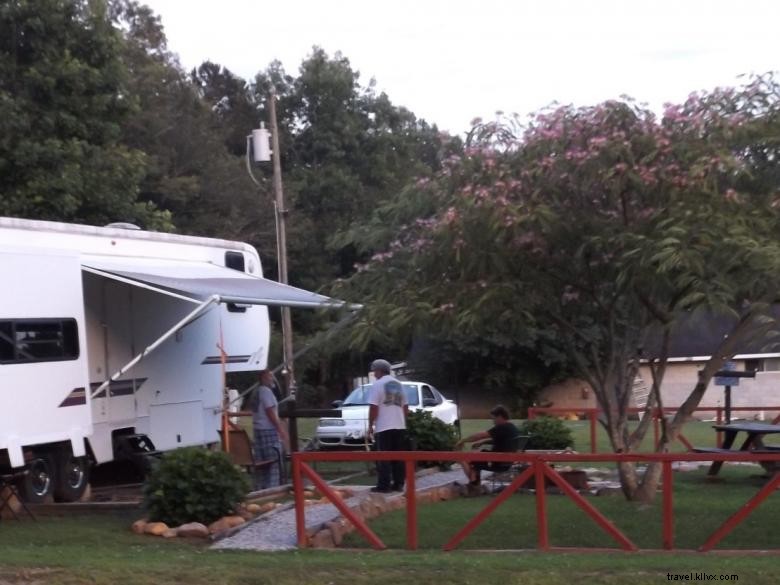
[81,255,360,310]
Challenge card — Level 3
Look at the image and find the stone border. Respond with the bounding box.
[306,482,462,548]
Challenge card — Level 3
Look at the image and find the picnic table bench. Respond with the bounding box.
[693,422,780,476]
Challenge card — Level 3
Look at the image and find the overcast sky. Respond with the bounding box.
[144,0,780,134]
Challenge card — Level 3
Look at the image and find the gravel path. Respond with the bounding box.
[212,468,466,551]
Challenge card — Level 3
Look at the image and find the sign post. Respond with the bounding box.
[713,363,756,424]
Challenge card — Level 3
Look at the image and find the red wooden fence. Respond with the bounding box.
[292,450,780,552]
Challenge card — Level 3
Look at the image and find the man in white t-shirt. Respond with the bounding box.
[367,359,408,493]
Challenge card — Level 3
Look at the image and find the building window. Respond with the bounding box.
[744,359,763,372]
[0,319,79,364]
[763,358,780,372]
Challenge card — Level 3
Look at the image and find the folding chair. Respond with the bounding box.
[487,434,531,492]
[0,472,36,521]
[220,424,278,489]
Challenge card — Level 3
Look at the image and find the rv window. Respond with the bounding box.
[0,319,79,364]
[225,252,246,272]
[225,251,248,313]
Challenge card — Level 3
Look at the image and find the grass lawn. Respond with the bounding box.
[0,510,778,585]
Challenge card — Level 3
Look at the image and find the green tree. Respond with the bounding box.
[340,75,780,501]
[110,0,261,238]
[0,0,167,227]
[243,49,459,390]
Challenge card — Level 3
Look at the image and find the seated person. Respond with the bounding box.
[455,405,520,488]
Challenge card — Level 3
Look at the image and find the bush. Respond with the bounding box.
[143,447,250,526]
[406,410,458,468]
[519,416,574,450]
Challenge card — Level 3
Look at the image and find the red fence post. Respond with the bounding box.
[405,459,417,550]
[699,473,780,552]
[300,461,387,550]
[589,410,597,454]
[292,454,307,548]
[535,459,549,550]
[662,459,674,550]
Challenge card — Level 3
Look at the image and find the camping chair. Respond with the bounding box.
[0,472,36,521]
[486,434,531,492]
[220,424,282,489]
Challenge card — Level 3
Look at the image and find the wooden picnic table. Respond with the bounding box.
[695,422,780,476]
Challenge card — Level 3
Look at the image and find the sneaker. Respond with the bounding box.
[370,486,392,493]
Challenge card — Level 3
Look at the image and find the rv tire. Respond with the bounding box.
[53,454,91,502]
[18,453,56,503]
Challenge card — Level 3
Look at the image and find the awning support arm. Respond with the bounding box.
[90,295,221,399]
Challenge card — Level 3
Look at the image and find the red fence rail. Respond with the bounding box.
[528,406,780,453]
[292,450,780,553]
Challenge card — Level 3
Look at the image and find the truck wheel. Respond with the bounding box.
[18,454,55,503]
[53,454,91,502]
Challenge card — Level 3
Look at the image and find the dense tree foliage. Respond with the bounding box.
[340,75,780,500]
[0,0,166,226]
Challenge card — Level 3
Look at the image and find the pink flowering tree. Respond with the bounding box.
[339,74,780,501]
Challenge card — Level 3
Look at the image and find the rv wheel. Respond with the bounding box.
[53,455,91,502]
[18,454,55,503]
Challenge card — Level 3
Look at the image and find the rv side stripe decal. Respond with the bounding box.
[201,355,251,365]
[88,378,148,399]
[59,387,87,407]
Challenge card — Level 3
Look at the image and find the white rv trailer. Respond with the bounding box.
[0,216,353,502]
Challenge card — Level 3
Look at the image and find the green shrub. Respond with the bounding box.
[519,416,574,450]
[406,410,458,468]
[143,447,250,526]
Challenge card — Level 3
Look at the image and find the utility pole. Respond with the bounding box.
[268,91,296,397]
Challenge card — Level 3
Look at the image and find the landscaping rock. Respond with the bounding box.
[144,522,169,536]
[246,503,262,514]
[325,520,344,545]
[310,529,335,548]
[359,499,377,519]
[131,519,148,534]
[162,528,178,539]
[208,518,232,534]
[177,522,209,538]
[387,496,406,510]
[438,486,454,501]
[224,515,246,528]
